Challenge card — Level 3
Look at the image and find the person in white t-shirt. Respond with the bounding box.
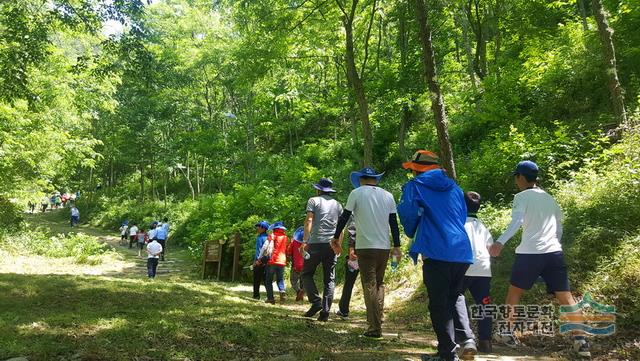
[128,223,139,249]
[119,222,128,246]
[454,191,493,353]
[488,161,590,358]
[332,167,401,339]
[146,239,163,279]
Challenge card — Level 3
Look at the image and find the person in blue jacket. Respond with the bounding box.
[397,150,475,361]
[253,221,270,300]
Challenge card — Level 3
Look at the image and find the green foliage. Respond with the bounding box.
[0,196,24,235]
[554,130,640,330]
[0,230,111,265]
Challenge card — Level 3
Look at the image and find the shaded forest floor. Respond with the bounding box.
[1,211,578,360]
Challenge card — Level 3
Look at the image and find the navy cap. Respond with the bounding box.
[255,220,270,230]
[512,160,539,178]
[313,178,336,193]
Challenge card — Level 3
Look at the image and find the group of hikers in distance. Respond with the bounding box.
[251,150,591,361]
[118,218,170,279]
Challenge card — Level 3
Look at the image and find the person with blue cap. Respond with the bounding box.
[332,167,401,339]
[301,178,343,321]
[286,226,306,301]
[252,220,270,300]
[488,160,591,358]
[397,150,474,361]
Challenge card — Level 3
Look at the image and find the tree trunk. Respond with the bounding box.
[592,0,628,127]
[186,151,195,200]
[578,0,589,31]
[414,0,457,179]
[399,104,410,160]
[195,155,201,196]
[341,0,374,167]
[139,164,145,201]
[454,9,479,90]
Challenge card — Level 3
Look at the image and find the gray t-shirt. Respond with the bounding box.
[306,195,343,244]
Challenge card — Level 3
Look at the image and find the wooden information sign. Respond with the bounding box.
[202,240,223,280]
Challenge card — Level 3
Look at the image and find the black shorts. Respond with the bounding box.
[510,251,570,292]
[138,242,145,250]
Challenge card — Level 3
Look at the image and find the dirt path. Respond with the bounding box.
[10,210,566,361]
[15,210,196,280]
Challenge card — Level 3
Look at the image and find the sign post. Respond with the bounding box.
[202,240,223,280]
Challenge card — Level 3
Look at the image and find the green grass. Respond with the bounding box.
[0,273,433,361]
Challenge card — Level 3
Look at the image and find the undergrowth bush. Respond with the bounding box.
[0,230,112,265]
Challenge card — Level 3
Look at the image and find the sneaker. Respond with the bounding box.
[420,355,460,361]
[335,310,349,320]
[317,311,329,322]
[303,305,322,317]
[279,292,286,303]
[573,338,591,358]
[459,339,477,360]
[361,330,383,340]
[493,333,518,348]
[477,340,492,353]
[252,295,260,300]
[265,299,275,304]
[295,289,305,301]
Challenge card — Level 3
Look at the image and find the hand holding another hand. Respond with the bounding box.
[488,243,503,257]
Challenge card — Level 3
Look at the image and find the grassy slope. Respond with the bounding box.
[4,205,638,361]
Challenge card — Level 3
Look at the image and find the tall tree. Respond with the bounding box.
[336,0,377,167]
[414,0,457,179]
[591,0,628,127]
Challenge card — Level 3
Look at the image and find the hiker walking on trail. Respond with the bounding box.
[136,228,148,257]
[128,223,139,248]
[397,150,475,361]
[155,218,168,261]
[40,196,49,212]
[253,220,270,300]
[119,221,129,246]
[301,178,343,321]
[146,238,163,279]
[70,206,80,227]
[488,161,591,358]
[456,191,494,354]
[335,217,358,320]
[286,226,305,301]
[258,221,288,304]
[332,167,401,339]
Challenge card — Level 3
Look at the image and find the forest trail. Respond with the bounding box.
[1,211,565,361]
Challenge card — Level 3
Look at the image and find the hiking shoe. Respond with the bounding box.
[295,289,305,301]
[573,338,591,358]
[361,330,383,340]
[459,339,477,360]
[303,305,322,317]
[420,355,460,361]
[317,311,329,322]
[265,299,275,304]
[477,340,492,353]
[493,333,518,348]
[335,310,349,320]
